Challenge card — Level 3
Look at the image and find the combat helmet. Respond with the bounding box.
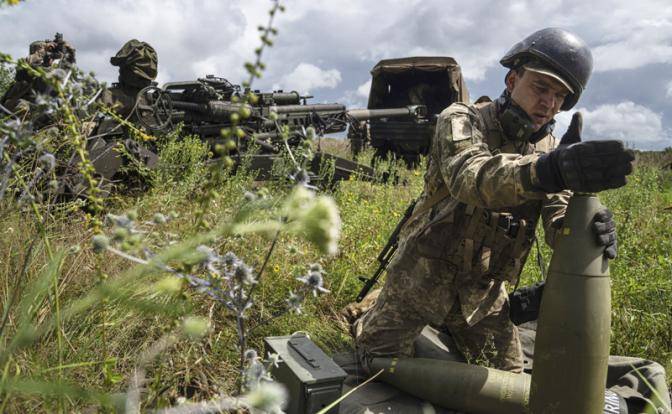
[111,39,158,88]
[500,27,593,110]
[29,40,47,55]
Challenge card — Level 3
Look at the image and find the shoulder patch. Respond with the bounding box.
[451,114,473,142]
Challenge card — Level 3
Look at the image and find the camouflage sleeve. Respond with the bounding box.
[533,134,570,247]
[435,103,547,209]
[540,190,571,247]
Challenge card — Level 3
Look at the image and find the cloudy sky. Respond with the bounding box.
[1,0,672,149]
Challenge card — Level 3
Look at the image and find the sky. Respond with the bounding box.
[1,0,672,149]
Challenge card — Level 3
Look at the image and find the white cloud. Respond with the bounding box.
[356,80,371,99]
[592,19,672,71]
[666,80,672,99]
[0,0,252,84]
[277,63,341,94]
[3,0,672,149]
[555,102,670,148]
[3,0,672,83]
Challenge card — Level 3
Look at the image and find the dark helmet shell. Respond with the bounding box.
[500,27,593,110]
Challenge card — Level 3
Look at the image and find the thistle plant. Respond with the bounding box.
[93,165,340,396]
[0,0,351,412]
[0,53,104,220]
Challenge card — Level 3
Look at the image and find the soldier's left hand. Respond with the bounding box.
[592,209,617,259]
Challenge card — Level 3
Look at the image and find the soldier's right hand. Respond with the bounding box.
[534,112,635,193]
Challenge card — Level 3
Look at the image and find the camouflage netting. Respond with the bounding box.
[110,39,157,88]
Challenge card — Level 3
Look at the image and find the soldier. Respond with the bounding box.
[1,33,76,115]
[99,39,158,118]
[353,28,635,373]
[64,39,159,198]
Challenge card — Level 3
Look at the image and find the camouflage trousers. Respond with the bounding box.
[354,238,523,373]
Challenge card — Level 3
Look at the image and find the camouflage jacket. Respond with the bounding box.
[99,83,143,119]
[400,100,570,325]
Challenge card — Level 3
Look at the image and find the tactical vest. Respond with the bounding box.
[413,102,552,284]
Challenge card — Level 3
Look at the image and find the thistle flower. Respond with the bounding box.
[46,68,67,82]
[222,251,240,267]
[112,227,129,242]
[234,263,257,285]
[286,290,303,314]
[266,352,282,369]
[297,271,330,297]
[244,349,259,361]
[196,245,222,277]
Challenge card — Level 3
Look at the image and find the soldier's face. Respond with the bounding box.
[507,70,569,131]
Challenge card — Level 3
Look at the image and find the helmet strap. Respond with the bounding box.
[496,91,554,144]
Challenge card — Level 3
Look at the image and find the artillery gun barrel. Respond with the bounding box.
[270,103,346,114]
[252,131,303,141]
[346,105,427,121]
[172,101,255,121]
[256,91,301,105]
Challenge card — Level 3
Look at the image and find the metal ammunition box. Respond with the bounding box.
[264,334,347,414]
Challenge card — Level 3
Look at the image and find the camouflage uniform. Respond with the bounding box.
[99,39,158,118]
[355,99,571,373]
[63,40,159,198]
[1,37,76,115]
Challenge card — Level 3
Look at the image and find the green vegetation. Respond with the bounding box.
[0,141,670,411]
[0,64,13,97]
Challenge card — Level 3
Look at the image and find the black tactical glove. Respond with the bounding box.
[535,112,635,193]
[593,208,618,259]
[509,281,545,325]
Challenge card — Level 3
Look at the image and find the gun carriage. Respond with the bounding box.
[133,75,426,184]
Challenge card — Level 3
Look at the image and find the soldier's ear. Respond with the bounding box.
[505,70,517,93]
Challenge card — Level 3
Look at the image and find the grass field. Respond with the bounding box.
[0,134,670,411]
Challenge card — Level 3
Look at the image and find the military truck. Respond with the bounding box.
[349,56,469,166]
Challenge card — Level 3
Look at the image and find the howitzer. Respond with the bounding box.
[356,198,418,301]
[132,75,426,184]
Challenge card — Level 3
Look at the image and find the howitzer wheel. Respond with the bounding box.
[134,86,173,132]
